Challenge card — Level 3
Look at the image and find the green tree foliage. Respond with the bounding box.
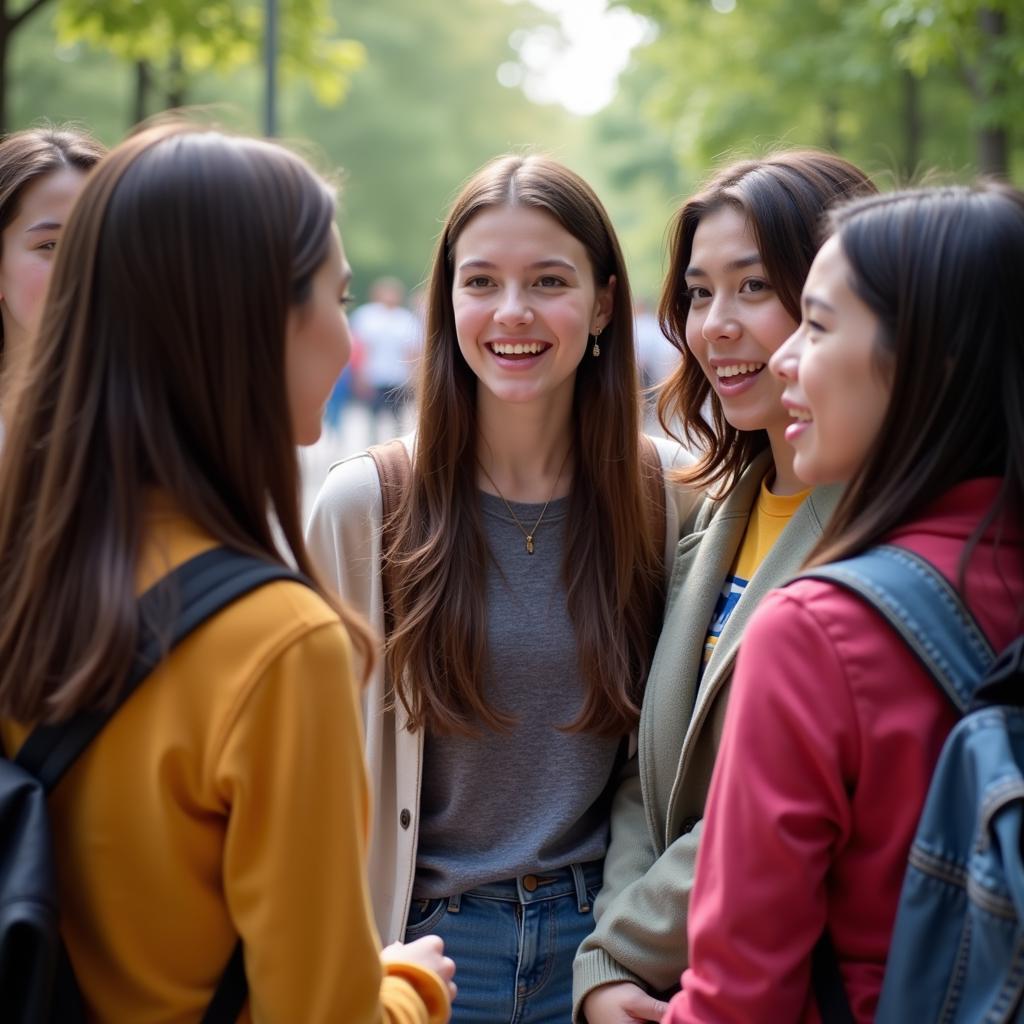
[614,0,1020,180]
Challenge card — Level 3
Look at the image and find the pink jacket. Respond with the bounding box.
[666,478,1024,1024]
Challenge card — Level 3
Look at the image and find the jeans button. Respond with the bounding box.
[400,808,411,829]
[522,874,538,892]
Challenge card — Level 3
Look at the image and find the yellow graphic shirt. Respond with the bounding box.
[703,479,809,668]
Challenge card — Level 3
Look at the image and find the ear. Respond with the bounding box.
[592,273,616,333]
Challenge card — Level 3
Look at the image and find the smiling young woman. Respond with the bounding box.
[307,153,699,1022]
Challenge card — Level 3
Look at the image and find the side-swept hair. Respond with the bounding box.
[809,182,1024,580]
[0,124,374,723]
[0,124,105,358]
[657,149,877,493]
[387,153,663,738]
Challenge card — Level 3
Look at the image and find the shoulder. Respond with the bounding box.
[308,449,385,529]
[643,433,694,475]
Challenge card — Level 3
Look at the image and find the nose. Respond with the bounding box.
[769,326,803,381]
[700,294,740,342]
[494,285,533,327]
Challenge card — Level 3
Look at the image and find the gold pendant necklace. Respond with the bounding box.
[477,447,571,555]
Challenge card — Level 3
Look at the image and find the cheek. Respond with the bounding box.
[757,305,799,357]
[1,256,50,319]
[684,312,707,363]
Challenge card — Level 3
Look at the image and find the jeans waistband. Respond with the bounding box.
[444,860,603,914]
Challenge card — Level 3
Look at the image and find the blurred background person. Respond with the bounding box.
[352,275,422,443]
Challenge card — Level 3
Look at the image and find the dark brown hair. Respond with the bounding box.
[387,154,663,738]
[0,123,373,723]
[657,150,877,493]
[809,182,1024,576]
[0,124,105,359]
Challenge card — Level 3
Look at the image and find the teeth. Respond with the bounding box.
[788,408,812,422]
[716,362,765,378]
[491,342,545,355]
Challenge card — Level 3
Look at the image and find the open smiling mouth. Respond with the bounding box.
[715,361,765,382]
[486,341,552,361]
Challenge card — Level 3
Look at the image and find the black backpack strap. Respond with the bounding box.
[201,941,247,1024]
[811,933,857,1024]
[16,546,308,1024]
[16,547,307,793]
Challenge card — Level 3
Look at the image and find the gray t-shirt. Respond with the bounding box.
[412,490,623,899]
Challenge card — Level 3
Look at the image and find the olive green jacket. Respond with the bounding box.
[573,450,842,1018]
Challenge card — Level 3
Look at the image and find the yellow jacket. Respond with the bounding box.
[1,509,450,1024]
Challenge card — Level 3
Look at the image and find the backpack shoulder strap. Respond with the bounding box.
[367,439,413,637]
[639,435,667,575]
[796,543,994,714]
[15,548,308,793]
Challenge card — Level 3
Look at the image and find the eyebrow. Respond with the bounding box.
[25,221,63,233]
[456,258,578,273]
[685,253,763,278]
[803,294,837,315]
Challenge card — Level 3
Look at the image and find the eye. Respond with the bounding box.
[464,275,493,288]
[685,285,711,302]
[339,295,355,308]
[740,278,771,294]
[806,319,826,335]
[536,275,567,288]
[36,240,58,253]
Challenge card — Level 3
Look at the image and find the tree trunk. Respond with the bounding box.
[132,60,151,127]
[165,50,186,110]
[901,69,921,182]
[977,7,1009,178]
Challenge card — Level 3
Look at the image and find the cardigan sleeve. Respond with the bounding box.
[215,621,449,1024]
[664,588,860,1024]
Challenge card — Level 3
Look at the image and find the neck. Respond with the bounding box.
[765,422,805,496]
[476,393,574,502]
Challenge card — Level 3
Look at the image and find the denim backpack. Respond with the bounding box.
[801,543,1024,1023]
[0,547,308,1023]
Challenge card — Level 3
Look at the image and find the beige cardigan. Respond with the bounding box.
[572,451,842,1017]
[305,434,700,944]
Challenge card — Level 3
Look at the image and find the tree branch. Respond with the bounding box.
[9,0,54,33]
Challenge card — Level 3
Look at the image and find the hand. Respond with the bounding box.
[382,935,457,1002]
[582,981,670,1023]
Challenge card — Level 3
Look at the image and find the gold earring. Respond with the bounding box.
[592,326,602,358]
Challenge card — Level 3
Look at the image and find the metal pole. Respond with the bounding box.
[264,0,278,136]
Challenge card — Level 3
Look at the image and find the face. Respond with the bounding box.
[451,204,614,412]
[684,205,797,438]
[770,234,893,486]
[285,225,352,446]
[0,167,88,357]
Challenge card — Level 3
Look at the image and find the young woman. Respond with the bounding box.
[306,153,698,1022]
[574,151,877,1024]
[665,183,1024,1022]
[0,125,103,392]
[0,123,454,1023]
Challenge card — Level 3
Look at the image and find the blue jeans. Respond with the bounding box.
[404,861,602,1023]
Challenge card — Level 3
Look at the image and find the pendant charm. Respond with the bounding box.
[592,341,600,358]
[526,535,535,554]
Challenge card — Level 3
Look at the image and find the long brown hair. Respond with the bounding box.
[0,124,105,360]
[0,123,373,724]
[808,183,1024,578]
[387,154,662,738]
[657,150,877,493]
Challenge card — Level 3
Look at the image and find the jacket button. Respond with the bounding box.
[399,808,411,829]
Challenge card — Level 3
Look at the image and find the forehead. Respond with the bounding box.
[454,204,591,267]
[805,234,850,294]
[688,205,758,265]
[9,167,88,227]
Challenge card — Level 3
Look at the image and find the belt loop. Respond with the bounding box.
[447,892,462,914]
[570,863,589,914]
